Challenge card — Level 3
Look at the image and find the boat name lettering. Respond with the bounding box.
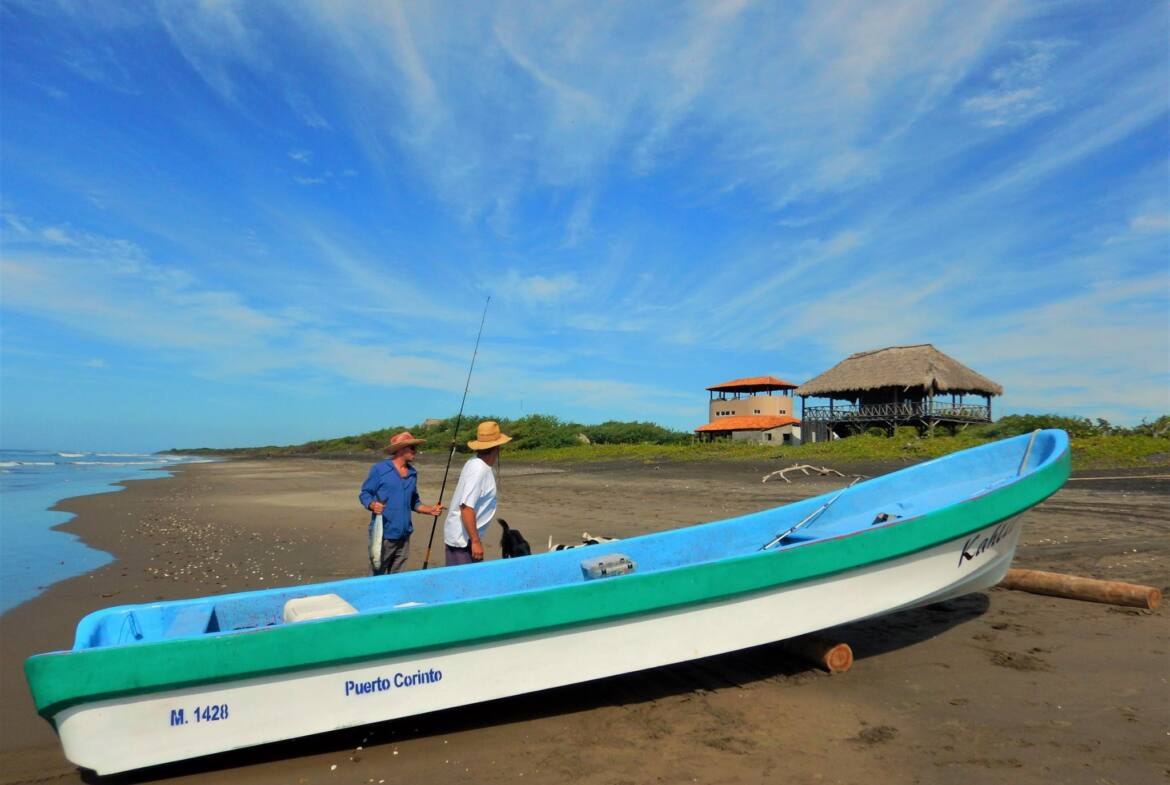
[958,522,1014,568]
[344,668,443,697]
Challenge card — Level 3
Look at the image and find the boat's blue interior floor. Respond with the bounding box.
[73,431,1066,650]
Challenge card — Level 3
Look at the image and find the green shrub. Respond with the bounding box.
[1132,415,1170,438]
[584,420,690,445]
[978,414,1102,438]
[175,410,1168,470]
[505,414,580,450]
[892,426,920,441]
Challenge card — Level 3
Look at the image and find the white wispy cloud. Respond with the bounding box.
[154,1,263,105]
[563,191,594,248]
[128,2,1023,224]
[1131,213,1170,233]
[59,42,139,94]
[1,216,682,416]
[285,88,331,130]
[2,1,1166,434]
[476,370,698,422]
[495,270,580,304]
[963,87,1053,128]
[963,38,1073,127]
[13,1,1157,232]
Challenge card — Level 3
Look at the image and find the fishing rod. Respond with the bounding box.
[1017,429,1041,476]
[761,476,861,551]
[421,296,491,569]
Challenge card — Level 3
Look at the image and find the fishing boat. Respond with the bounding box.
[25,430,1069,775]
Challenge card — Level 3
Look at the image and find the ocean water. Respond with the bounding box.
[0,449,215,615]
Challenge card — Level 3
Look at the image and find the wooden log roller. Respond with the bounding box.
[999,568,1162,610]
[779,634,854,673]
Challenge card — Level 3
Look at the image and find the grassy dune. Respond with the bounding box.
[178,414,1169,471]
[517,432,1170,470]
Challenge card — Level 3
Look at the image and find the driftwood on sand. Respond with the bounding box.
[762,464,869,484]
[778,634,854,673]
[998,568,1162,610]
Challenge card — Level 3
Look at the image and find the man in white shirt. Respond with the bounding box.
[443,420,512,566]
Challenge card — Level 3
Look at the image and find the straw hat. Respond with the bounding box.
[467,420,512,451]
[383,431,426,454]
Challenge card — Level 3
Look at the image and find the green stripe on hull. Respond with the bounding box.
[27,449,1069,718]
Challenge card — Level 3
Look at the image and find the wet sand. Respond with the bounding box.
[1,455,1166,784]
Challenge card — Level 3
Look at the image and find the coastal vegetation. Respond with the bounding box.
[176,413,1169,470]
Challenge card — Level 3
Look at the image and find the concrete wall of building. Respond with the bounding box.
[709,394,794,420]
[728,424,800,444]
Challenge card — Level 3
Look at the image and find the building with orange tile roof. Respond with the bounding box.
[695,376,801,444]
[706,375,797,394]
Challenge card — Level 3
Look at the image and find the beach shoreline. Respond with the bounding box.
[2,456,1167,785]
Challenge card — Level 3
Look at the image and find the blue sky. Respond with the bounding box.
[1,1,1167,452]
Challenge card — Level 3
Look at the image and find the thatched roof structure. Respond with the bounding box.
[795,344,1003,398]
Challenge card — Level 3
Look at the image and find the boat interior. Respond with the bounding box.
[72,430,1067,650]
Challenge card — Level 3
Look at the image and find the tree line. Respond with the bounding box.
[174,412,1168,456]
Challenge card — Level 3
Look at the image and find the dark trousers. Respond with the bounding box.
[374,537,410,575]
[445,544,475,567]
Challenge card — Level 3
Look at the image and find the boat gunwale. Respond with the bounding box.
[26,434,1071,719]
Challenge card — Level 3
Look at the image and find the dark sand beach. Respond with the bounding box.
[1,455,1166,785]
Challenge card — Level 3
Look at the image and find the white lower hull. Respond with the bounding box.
[57,518,1020,774]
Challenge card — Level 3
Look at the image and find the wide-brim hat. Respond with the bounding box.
[384,431,426,454]
[467,420,512,451]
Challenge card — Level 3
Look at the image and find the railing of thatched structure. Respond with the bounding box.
[802,401,992,423]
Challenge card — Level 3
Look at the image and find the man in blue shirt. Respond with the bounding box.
[359,431,443,574]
